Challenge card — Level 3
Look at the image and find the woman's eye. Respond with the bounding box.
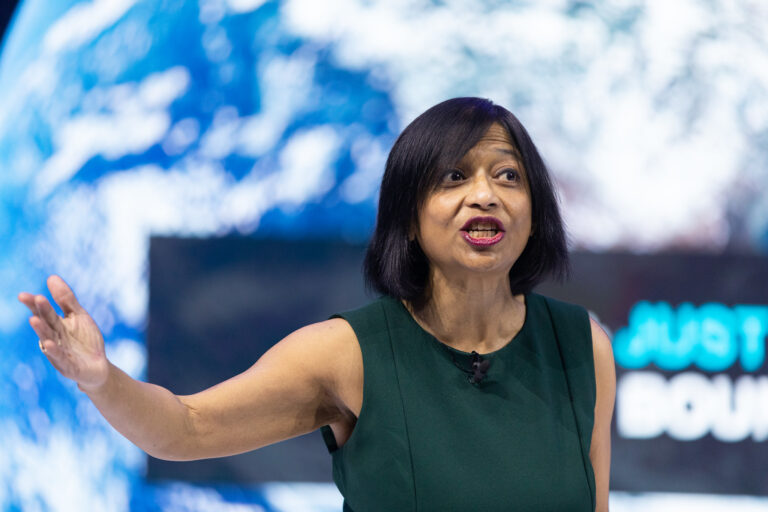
[498,168,520,182]
[442,169,465,183]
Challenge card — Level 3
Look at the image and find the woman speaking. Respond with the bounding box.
[18,97,615,512]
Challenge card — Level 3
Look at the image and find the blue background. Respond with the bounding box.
[2,0,768,510]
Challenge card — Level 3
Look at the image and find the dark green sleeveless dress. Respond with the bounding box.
[321,293,596,512]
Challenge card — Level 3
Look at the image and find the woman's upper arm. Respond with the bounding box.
[172,317,362,460]
[589,316,616,512]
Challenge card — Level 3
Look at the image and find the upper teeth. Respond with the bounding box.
[468,222,497,230]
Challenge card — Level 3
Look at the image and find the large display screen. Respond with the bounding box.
[148,238,768,498]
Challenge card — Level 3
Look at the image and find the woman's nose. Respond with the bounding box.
[465,175,497,209]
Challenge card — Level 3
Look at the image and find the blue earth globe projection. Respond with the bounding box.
[1,0,768,510]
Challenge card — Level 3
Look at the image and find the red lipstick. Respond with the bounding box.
[460,216,505,247]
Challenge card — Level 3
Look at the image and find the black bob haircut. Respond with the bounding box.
[364,97,569,304]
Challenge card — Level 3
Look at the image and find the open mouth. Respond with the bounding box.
[461,217,505,246]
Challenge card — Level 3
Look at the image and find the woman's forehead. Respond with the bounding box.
[463,123,522,158]
[475,123,515,145]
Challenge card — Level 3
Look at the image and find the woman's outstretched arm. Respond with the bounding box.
[18,275,362,461]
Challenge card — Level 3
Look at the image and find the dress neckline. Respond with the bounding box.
[390,293,532,358]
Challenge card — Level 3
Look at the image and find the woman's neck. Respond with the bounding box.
[406,269,526,354]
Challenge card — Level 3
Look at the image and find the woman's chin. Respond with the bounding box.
[446,258,514,278]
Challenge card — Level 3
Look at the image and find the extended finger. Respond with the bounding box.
[34,295,65,336]
[29,315,56,345]
[47,275,85,316]
[18,292,38,313]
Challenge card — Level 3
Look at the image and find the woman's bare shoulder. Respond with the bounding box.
[289,317,357,344]
[588,316,615,511]
[281,317,363,415]
[281,318,360,371]
[589,317,614,379]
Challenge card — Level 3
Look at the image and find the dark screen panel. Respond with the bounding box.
[147,236,369,482]
[149,242,768,494]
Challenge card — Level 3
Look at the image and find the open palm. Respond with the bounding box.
[18,275,109,390]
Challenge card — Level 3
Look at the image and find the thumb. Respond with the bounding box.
[47,275,85,316]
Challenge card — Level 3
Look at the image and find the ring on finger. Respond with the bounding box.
[38,339,46,352]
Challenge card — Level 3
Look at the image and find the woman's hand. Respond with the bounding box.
[18,275,109,391]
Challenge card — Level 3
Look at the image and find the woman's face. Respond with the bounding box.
[415,123,533,281]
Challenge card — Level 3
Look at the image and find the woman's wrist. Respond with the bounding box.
[76,360,114,395]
